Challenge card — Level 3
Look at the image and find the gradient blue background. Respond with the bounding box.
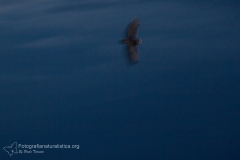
[1,0,240,159]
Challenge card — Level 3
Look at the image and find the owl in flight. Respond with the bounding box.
[123,17,142,63]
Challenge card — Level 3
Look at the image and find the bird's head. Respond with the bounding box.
[137,39,142,45]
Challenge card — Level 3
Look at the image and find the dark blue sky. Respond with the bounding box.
[1,0,240,159]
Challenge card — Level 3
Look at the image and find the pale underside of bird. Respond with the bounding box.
[124,17,142,63]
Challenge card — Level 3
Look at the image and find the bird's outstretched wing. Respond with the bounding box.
[128,17,140,38]
[129,44,140,63]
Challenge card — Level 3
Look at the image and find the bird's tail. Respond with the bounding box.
[123,39,129,43]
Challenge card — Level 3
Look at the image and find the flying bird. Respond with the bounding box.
[123,17,142,63]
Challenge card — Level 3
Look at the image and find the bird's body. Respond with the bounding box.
[124,38,142,46]
[123,17,142,63]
